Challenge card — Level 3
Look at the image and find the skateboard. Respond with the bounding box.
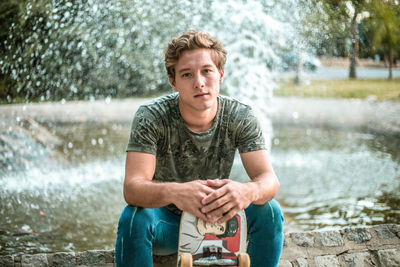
[177,210,250,267]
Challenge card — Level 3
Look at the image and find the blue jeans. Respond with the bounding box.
[115,199,284,267]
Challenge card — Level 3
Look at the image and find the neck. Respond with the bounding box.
[178,99,218,133]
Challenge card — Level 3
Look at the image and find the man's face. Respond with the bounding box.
[169,48,224,112]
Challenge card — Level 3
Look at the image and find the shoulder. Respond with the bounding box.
[219,95,252,120]
[136,93,179,119]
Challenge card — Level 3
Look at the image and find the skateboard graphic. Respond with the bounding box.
[177,210,250,267]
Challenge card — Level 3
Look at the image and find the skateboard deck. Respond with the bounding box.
[177,210,249,267]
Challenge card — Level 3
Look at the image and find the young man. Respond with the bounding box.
[115,30,284,267]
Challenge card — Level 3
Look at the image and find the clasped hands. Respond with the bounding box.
[176,179,252,224]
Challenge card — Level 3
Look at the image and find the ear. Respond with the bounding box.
[219,69,224,84]
[169,76,177,91]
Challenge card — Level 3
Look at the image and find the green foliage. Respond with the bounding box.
[366,0,400,79]
[0,0,22,101]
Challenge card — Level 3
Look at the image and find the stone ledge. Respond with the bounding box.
[280,224,400,267]
[1,224,399,267]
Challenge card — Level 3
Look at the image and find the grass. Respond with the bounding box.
[275,78,400,102]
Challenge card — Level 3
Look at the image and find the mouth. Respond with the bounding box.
[194,93,209,98]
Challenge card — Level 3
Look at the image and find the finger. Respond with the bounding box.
[205,201,235,222]
[201,193,231,214]
[217,208,238,224]
[201,185,228,205]
[206,179,228,188]
[201,184,216,195]
[191,207,209,222]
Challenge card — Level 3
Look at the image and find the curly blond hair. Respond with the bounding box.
[164,30,227,80]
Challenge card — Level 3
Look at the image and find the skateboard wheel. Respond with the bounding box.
[180,253,193,267]
[237,252,250,267]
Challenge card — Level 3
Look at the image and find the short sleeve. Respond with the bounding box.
[126,106,159,154]
[236,107,266,153]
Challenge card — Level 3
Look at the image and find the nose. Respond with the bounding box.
[194,73,205,89]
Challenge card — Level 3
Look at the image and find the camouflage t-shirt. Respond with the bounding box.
[126,93,266,213]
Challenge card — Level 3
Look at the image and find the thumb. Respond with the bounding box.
[206,178,227,188]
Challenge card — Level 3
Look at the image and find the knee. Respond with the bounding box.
[246,199,284,233]
[117,205,154,239]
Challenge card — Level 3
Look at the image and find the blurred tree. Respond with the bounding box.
[0,0,23,100]
[367,0,400,80]
[319,0,370,79]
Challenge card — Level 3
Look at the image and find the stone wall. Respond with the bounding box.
[279,224,400,267]
[1,224,398,267]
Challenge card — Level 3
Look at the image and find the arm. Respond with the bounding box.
[123,151,213,221]
[201,149,279,223]
[240,148,280,204]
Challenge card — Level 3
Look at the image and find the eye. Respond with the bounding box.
[182,73,192,78]
[203,69,212,74]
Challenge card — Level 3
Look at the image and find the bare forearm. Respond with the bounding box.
[246,171,280,205]
[123,179,179,208]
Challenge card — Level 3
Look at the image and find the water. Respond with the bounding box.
[0,123,128,255]
[271,125,400,231]
[307,67,400,80]
[1,122,399,255]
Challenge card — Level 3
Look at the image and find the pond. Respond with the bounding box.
[1,122,399,256]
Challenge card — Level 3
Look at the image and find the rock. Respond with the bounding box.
[341,252,375,267]
[318,230,344,247]
[0,255,14,267]
[386,224,400,238]
[314,255,340,267]
[373,224,396,239]
[296,257,309,267]
[80,250,106,266]
[103,250,114,264]
[289,232,315,247]
[21,254,48,267]
[344,227,372,243]
[52,252,76,267]
[377,248,400,267]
